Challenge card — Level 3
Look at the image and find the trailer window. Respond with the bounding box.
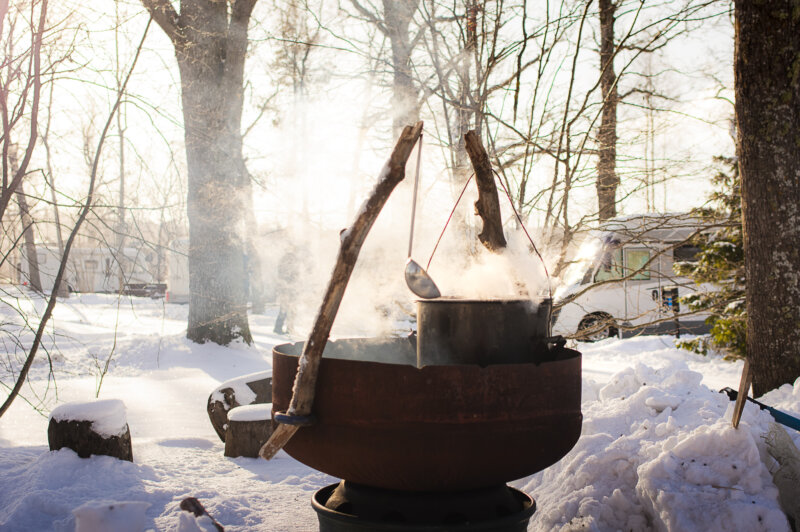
[625,249,651,280]
[674,244,701,263]
[594,248,623,282]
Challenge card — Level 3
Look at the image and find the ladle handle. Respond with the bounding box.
[407,134,423,258]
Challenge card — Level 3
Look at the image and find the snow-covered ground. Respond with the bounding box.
[1,288,798,531]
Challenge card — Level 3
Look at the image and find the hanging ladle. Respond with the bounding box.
[404,135,441,299]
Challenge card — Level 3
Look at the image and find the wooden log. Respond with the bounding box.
[207,371,272,442]
[464,130,507,252]
[259,121,425,460]
[224,404,273,458]
[48,399,133,461]
[48,419,133,461]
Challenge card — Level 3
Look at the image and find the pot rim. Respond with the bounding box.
[415,297,552,304]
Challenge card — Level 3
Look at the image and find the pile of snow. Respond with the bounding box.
[1,290,799,531]
[520,360,795,531]
[73,500,150,532]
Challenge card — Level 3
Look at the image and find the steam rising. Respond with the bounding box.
[252,154,552,339]
[244,94,555,339]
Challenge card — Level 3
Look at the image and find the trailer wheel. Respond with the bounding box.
[577,313,618,342]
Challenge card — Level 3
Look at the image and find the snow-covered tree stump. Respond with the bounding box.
[224,404,273,458]
[48,399,133,461]
[207,371,272,442]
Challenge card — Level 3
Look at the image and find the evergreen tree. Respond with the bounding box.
[676,157,745,358]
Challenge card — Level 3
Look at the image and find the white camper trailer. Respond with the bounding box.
[552,214,715,340]
[16,245,159,294]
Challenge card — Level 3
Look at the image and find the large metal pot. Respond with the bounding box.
[272,337,581,492]
[416,298,553,366]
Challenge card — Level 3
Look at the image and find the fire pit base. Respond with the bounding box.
[312,481,535,532]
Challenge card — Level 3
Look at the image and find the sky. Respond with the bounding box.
[10,0,737,246]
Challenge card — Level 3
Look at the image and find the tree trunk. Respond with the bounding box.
[734,1,800,395]
[42,77,68,297]
[382,0,420,138]
[143,0,257,345]
[597,0,619,222]
[116,107,126,294]
[454,0,479,185]
[178,41,252,344]
[16,181,42,293]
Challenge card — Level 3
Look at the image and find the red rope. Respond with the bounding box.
[492,169,552,299]
[425,170,553,301]
[426,174,474,271]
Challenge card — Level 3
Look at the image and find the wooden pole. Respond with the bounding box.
[732,359,752,429]
[259,121,424,460]
[464,130,506,251]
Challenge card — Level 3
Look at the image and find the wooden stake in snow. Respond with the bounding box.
[464,130,506,252]
[732,359,752,429]
[259,121,424,460]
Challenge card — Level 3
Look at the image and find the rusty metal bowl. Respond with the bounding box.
[272,337,581,492]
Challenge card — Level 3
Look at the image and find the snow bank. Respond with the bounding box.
[520,360,792,531]
[638,421,786,531]
[49,399,128,438]
[0,448,155,532]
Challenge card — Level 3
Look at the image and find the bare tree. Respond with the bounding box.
[349,0,422,137]
[597,0,619,221]
[40,72,67,297]
[0,16,152,418]
[114,1,127,294]
[142,0,258,345]
[487,1,727,273]
[11,155,42,292]
[0,0,46,221]
[734,0,800,394]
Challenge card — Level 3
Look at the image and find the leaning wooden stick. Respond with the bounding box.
[259,121,424,460]
[732,359,752,429]
[464,130,506,251]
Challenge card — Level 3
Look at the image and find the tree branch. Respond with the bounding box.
[259,121,424,460]
[141,0,181,45]
[0,19,152,419]
[465,130,506,251]
[231,0,257,23]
